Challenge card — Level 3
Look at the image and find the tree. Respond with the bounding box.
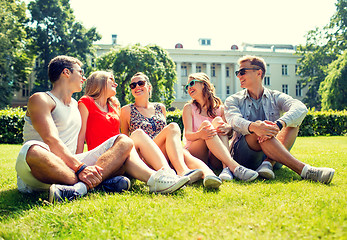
[0,0,33,108]
[96,44,177,107]
[28,0,101,93]
[319,50,347,110]
[296,0,347,109]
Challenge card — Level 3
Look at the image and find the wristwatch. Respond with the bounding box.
[275,120,283,130]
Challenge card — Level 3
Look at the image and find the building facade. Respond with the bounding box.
[11,41,305,109]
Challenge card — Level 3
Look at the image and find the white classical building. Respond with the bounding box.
[166,41,305,109]
[11,36,306,109]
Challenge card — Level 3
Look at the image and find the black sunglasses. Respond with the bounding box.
[129,80,146,89]
[235,68,260,76]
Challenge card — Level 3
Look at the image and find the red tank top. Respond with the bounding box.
[78,96,120,150]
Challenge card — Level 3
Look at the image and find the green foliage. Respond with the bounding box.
[0,0,33,108]
[319,50,347,110]
[0,107,25,144]
[166,109,184,132]
[299,109,347,136]
[28,0,101,93]
[96,44,177,107]
[296,0,347,109]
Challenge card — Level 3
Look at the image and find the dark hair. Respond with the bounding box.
[238,55,266,79]
[48,55,82,83]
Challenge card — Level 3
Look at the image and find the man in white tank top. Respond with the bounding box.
[16,56,189,202]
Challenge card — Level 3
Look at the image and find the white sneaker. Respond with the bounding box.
[219,167,233,181]
[256,162,275,179]
[147,169,189,193]
[301,165,335,184]
[233,166,258,182]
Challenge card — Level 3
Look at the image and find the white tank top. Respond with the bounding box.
[23,91,82,154]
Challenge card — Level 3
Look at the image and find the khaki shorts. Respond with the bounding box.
[15,136,119,193]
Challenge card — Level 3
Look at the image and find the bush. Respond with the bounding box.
[299,110,347,136]
[0,107,25,144]
[0,108,346,144]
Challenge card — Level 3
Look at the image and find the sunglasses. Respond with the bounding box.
[185,79,203,91]
[129,80,146,89]
[235,68,260,76]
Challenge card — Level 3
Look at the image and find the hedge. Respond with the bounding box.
[0,108,346,144]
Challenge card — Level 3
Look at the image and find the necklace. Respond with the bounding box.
[95,101,108,112]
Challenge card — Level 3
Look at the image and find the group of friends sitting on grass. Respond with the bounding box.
[15,55,335,203]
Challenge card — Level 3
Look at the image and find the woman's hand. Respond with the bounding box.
[216,122,232,136]
[199,125,217,140]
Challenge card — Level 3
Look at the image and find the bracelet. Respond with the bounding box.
[76,164,87,176]
[276,120,283,130]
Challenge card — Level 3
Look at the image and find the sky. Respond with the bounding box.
[67,0,337,50]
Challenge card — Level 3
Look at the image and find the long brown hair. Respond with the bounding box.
[85,71,120,116]
[188,72,222,118]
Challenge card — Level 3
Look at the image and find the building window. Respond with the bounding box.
[282,65,288,75]
[266,64,270,74]
[226,67,230,77]
[264,76,270,86]
[226,86,230,95]
[211,66,216,77]
[196,66,202,72]
[282,84,288,94]
[22,84,29,97]
[199,38,211,46]
[295,65,299,75]
[296,82,302,96]
[181,66,187,77]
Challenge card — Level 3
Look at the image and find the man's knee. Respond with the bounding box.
[113,134,134,151]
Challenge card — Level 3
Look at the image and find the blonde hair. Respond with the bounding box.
[85,71,120,115]
[188,72,222,118]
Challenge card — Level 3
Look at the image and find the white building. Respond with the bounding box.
[167,41,305,109]
[11,37,306,109]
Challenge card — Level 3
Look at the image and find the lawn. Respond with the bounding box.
[0,136,346,239]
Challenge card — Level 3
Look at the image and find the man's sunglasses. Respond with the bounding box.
[129,80,146,89]
[235,68,260,76]
[185,79,203,91]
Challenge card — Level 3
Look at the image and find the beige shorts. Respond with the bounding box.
[15,136,119,193]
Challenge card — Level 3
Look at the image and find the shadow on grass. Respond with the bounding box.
[0,188,48,220]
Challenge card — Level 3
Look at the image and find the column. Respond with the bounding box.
[232,63,238,93]
[206,63,211,78]
[191,62,196,74]
[176,62,182,100]
[221,63,226,100]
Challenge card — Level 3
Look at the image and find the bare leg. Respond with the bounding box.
[245,130,305,175]
[153,123,190,175]
[95,134,133,181]
[183,149,215,178]
[123,147,156,182]
[130,129,170,170]
[27,145,77,185]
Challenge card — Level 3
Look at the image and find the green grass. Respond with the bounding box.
[0,136,346,239]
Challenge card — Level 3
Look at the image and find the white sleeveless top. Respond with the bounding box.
[23,91,82,154]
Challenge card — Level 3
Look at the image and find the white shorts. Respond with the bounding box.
[15,136,119,193]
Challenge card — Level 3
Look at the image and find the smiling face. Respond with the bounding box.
[186,78,204,99]
[237,60,263,90]
[105,74,117,98]
[130,75,151,99]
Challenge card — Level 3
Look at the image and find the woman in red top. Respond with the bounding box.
[76,71,192,178]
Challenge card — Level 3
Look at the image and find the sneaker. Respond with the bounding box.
[256,162,275,179]
[233,166,258,182]
[147,169,190,194]
[301,165,335,184]
[97,176,131,193]
[219,167,233,181]
[49,184,84,203]
[203,175,222,189]
[184,169,203,184]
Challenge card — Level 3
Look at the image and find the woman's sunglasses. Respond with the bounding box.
[185,79,202,91]
[129,80,146,89]
[235,68,260,76]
